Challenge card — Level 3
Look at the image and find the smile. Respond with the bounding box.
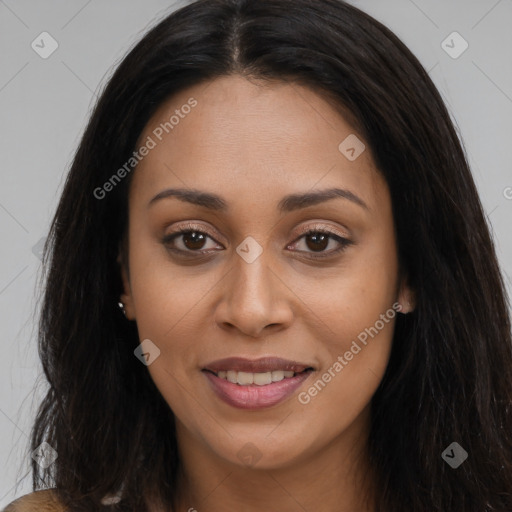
[202,357,315,409]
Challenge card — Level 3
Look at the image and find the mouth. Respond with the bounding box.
[202,357,315,409]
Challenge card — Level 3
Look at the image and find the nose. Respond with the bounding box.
[214,247,294,339]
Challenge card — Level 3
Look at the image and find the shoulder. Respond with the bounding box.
[2,489,67,512]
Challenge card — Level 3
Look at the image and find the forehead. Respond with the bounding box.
[129,75,387,215]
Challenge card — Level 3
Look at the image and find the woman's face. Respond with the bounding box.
[120,74,413,471]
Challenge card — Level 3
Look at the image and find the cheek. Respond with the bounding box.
[298,231,399,351]
[130,265,211,420]
[298,313,396,431]
[127,228,217,340]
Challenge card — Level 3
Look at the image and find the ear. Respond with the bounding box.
[397,277,416,314]
[117,248,136,321]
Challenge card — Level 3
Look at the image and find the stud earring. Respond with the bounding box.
[118,301,127,317]
[399,299,412,314]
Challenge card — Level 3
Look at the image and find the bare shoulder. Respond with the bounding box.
[2,489,67,512]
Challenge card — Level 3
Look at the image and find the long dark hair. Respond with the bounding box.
[29,0,512,510]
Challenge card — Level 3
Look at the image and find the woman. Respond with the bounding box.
[4,0,512,510]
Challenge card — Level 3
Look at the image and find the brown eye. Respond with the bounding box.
[288,229,352,259]
[162,227,221,255]
[181,231,208,250]
[304,232,330,252]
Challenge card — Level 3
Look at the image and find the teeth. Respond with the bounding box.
[271,370,284,382]
[216,369,299,385]
[253,372,272,385]
[237,371,254,385]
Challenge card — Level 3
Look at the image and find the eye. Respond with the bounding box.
[286,227,352,259]
[162,223,221,255]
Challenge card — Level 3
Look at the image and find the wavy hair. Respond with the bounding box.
[29,0,512,510]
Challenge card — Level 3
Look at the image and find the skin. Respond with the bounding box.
[119,74,415,512]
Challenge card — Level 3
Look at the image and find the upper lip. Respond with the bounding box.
[203,357,314,374]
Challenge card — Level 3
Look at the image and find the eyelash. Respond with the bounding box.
[162,222,353,260]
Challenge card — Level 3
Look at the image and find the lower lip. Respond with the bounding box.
[203,370,312,409]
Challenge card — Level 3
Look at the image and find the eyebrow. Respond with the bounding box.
[148,187,369,213]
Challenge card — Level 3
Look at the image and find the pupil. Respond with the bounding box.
[306,233,328,252]
[184,231,206,250]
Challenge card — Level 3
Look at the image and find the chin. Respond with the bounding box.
[209,431,314,471]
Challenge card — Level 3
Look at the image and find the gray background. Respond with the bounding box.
[0,0,511,505]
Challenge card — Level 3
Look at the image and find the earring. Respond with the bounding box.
[118,301,127,317]
[399,299,412,314]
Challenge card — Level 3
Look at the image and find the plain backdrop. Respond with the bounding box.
[1,0,511,505]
